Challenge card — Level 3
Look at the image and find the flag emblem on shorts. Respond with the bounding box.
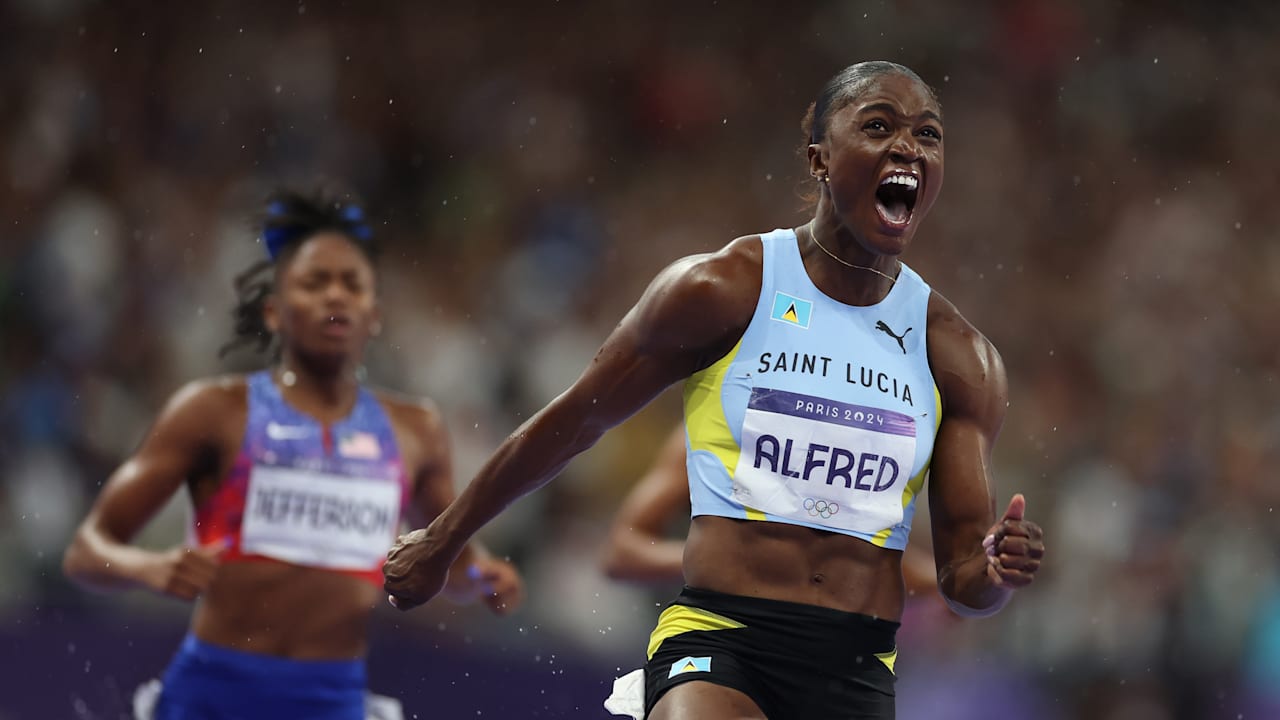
[770,292,812,329]
[668,656,712,678]
[337,431,382,460]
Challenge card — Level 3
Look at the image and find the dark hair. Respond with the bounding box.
[219,187,378,358]
[800,61,939,146]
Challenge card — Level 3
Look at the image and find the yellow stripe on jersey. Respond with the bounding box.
[874,647,899,674]
[869,383,942,547]
[646,604,747,660]
[683,339,744,479]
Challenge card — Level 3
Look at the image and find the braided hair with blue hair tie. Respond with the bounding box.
[220,187,378,358]
[260,195,375,261]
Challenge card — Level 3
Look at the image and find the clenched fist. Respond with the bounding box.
[983,494,1044,588]
[146,540,227,601]
[383,528,452,612]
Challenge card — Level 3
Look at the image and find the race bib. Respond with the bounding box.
[732,388,916,534]
[241,464,401,571]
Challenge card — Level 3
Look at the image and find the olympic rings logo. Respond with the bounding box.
[803,498,839,519]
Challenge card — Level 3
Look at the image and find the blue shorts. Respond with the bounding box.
[153,634,367,720]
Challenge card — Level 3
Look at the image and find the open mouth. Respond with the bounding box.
[322,314,352,336]
[875,172,919,230]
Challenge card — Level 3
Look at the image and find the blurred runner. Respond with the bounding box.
[63,187,523,720]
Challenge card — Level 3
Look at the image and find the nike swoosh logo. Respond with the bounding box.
[266,422,311,440]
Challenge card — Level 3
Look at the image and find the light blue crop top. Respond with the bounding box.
[682,228,940,550]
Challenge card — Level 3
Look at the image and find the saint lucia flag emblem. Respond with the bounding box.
[770,292,813,329]
[668,656,712,678]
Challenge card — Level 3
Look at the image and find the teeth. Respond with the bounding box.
[881,174,918,190]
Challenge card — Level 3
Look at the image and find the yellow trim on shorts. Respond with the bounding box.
[683,339,745,481]
[646,604,747,660]
[744,506,766,521]
[874,647,898,674]
[870,384,942,547]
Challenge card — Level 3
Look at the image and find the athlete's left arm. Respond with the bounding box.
[399,400,524,615]
[925,295,1044,617]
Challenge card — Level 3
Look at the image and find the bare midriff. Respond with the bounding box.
[191,560,378,660]
[683,515,906,620]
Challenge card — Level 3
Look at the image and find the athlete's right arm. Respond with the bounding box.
[385,239,762,610]
[62,379,237,599]
[599,424,691,585]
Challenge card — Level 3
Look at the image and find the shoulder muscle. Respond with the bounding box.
[148,375,246,452]
[626,234,763,372]
[926,292,1008,438]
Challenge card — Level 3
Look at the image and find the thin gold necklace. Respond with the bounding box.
[802,225,898,285]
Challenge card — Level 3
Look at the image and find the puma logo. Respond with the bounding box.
[875,320,912,354]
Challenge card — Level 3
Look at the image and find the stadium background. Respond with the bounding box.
[1,1,1277,717]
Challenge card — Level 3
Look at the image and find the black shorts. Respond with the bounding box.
[643,586,899,720]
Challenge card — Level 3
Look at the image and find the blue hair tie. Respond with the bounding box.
[340,204,374,242]
[263,225,306,260]
[262,200,299,259]
[261,202,373,260]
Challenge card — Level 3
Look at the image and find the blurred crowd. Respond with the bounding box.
[1,1,1277,718]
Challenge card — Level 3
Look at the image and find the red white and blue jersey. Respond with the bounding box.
[190,371,411,586]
